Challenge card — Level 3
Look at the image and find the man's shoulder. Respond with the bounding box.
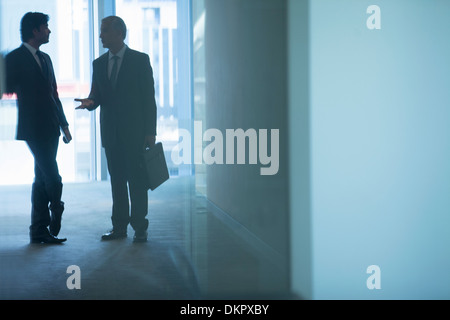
[5,46,31,67]
[126,48,149,61]
[92,53,108,73]
[6,45,26,59]
[93,52,109,64]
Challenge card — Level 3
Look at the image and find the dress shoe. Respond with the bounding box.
[31,233,67,244]
[101,230,127,241]
[133,230,148,243]
[49,201,64,236]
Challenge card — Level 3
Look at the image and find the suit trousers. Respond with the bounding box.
[105,142,149,233]
[26,136,63,237]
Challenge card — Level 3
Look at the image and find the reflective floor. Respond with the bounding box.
[0,176,290,300]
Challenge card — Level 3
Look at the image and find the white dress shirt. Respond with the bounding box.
[108,44,127,79]
[23,42,43,70]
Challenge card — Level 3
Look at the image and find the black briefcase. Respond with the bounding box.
[143,142,170,191]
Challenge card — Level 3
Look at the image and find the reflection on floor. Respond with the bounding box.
[0,177,289,300]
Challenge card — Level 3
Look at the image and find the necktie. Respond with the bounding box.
[36,51,48,79]
[110,55,120,87]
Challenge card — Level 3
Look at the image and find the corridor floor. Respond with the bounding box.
[0,176,289,300]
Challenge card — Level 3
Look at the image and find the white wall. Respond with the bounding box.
[288,0,312,300]
[296,0,450,299]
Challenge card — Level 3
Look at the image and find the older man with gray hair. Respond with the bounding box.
[76,16,157,243]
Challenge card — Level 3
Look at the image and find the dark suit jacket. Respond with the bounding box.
[87,47,157,151]
[5,45,68,141]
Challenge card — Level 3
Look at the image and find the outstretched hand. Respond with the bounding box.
[74,98,94,110]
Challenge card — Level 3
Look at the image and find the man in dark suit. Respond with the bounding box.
[75,16,157,243]
[5,12,72,244]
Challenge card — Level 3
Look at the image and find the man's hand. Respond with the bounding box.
[144,135,156,149]
[74,98,94,110]
[62,127,72,144]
